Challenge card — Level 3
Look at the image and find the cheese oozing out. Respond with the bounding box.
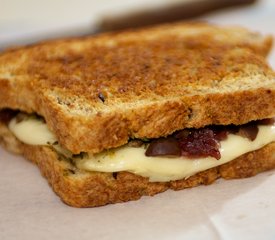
[8,115,275,182]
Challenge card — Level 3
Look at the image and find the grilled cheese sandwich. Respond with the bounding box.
[0,22,275,207]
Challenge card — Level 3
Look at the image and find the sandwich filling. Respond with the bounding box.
[6,113,275,182]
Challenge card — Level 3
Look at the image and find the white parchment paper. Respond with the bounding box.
[1,1,275,239]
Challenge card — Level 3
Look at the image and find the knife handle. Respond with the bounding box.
[99,0,257,31]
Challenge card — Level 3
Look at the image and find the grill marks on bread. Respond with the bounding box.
[23,36,271,104]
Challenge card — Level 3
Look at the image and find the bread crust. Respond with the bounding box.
[0,23,274,154]
[1,122,275,207]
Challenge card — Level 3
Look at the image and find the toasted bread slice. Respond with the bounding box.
[0,23,274,154]
[1,121,275,207]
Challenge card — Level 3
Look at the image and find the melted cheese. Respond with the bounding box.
[9,117,57,145]
[8,115,275,182]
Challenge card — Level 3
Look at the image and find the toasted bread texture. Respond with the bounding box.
[1,121,275,207]
[0,23,274,154]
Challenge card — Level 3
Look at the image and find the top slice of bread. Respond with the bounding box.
[0,22,275,154]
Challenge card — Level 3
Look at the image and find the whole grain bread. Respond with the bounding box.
[0,23,274,154]
[1,121,275,207]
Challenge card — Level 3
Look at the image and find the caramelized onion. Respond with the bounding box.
[143,118,271,159]
[179,128,221,160]
[237,125,259,141]
[145,138,181,157]
[211,127,228,141]
[258,118,275,125]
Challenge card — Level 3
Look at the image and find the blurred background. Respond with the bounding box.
[1,0,275,54]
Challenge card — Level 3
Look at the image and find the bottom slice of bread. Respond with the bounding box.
[1,122,275,207]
